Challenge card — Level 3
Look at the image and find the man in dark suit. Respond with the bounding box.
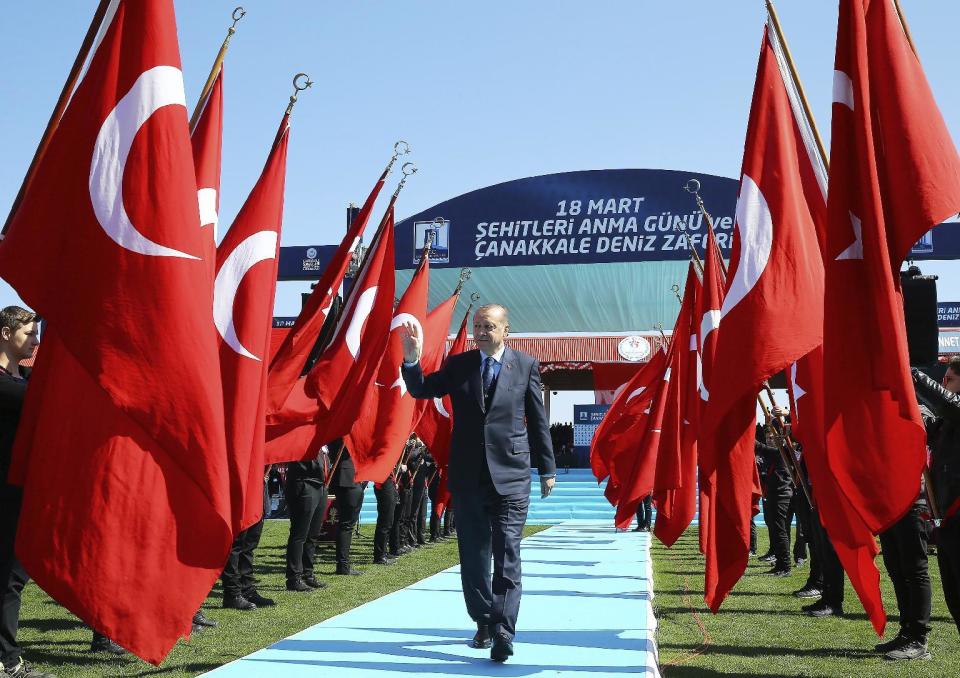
[401,303,555,663]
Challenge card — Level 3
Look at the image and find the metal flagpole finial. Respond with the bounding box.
[384,140,411,176]
[393,162,418,198]
[230,7,247,31]
[671,283,682,303]
[470,292,481,303]
[455,267,472,295]
[654,322,668,342]
[286,72,313,114]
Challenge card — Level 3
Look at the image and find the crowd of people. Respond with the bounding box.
[0,306,456,678]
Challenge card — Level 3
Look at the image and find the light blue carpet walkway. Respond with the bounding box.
[202,520,659,677]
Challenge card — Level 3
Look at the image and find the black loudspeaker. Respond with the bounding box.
[901,266,939,366]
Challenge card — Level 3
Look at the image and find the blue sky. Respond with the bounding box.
[1,1,958,417]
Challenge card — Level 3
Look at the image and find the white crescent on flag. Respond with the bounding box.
[213,230,278,361]
[89,66,199,259]
[721,174,774,318]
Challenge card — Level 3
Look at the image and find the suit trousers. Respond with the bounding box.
[937,515,960,636]
[222,482,269,597]
[285,479,327,582]
[879,505,932,640]
[809,505,845,608]
[374,480,398,561]
[391,487,411,554]
[793,490,823,590]
[416,489,428,544]
[334,484,364,568]
[0,485,27,667]
[635,495,652,529]
[766,481,794,570]
[454,483,529,640]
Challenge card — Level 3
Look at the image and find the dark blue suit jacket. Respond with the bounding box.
[402,347,555,496]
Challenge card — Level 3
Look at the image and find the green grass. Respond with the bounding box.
[15,521,550,677]
[654,528,959,677]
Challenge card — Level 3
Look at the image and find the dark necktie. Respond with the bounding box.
[482,356,495,399]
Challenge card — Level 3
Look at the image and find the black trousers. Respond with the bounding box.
[443,505,455,536]
[766,481,794,570]
[407,480,427,546]
[416,488,428,544]
[787,498,808,562]
[636,495,652,529]
[429,499,442,540]
[454,483,529,641]
[374,480,398,561]
[879,505,932,640]
[749,517,758,553]
[390,487,410,554]
[937,515,960,636]
[285,479,327,582]
[794,490,823,590]
[810,505,845,608]
[0,485,27,667]
[222,482,269,597]
[334,484,364,568]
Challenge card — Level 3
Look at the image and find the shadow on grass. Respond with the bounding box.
[660,642,873,660]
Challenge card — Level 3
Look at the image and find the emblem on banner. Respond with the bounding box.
[618,335,651,362]
[414,219,450,264]
[910,230,934,256]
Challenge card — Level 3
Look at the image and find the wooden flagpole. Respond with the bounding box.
[3,0,113,234]
[189,6,246,133]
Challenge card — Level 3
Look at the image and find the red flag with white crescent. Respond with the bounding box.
[346,250,430,483]
[700,24,827,612]
[823,0,960,539]
[0,0,230,663]
[214,113,290,531]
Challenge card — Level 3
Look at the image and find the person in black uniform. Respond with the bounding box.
[633,494,652,532]
[401,438,425,549]
[755,420,793,576]
[428,465,445,542]
[801,503,845,618]
[221,473,274,610]
[285,449,330,591]
[373,474,399,565]
[0,308,56,678]
[329,439,364,575]
[390,456,412,557]
[413,449,434,546]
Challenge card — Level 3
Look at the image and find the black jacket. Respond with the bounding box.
[0,367,29,485]
[328,439,359,489]
[913,369,960,517]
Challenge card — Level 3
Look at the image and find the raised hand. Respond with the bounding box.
[401,320,423,364]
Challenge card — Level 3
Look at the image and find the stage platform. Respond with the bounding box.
[202,520,659,677]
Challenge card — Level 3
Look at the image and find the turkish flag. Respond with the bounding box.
[654,263,701,547]
[412,293,460,442]
[0,0,230,663]
[696,227,726,558]
[346,250,430,483]
[191,65,222,263]
[264,204,397,462]
[590,346,668,489]
[787,349,886,633]
[215,114,290,531]
[592,361,645,405]
[266,167,388,415]
[823,0,960,536]
[419,304,472,517]
[700,24,827,612]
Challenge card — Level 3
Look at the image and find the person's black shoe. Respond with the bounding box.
[244,590,275,607]
[303,575,327,589]
[397,546,412,556]
[800,600,821,612]
[761,567,791,577]
[758,552,776,563]
[90,635,125,656]
[490,632,514,662]
[632,526,643,532]
[471,622,492,649]
[223,593,257,610]
[373,556,396,565]
[794,557,807,567]
[793,586,822,598]
[2,659,58,678]
[807,603,843,618]
[335,565,362,576]
[286,577,313,592]
[885,639,931,661]
[192,609,218,628]
[874,633,908,653]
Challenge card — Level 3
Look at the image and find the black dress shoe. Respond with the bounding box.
[90,634,125,655]
[303,575,327,589]
[244,590,275,607]
[373,556,396,565]
[761,567,791,577]
[875,633,908,653]
[335,565,362,576]
[807,603,843,618]
[793,586,822,599]
[223,594,257,610]
[192,609,218,628]
[471,622,492,649]
[286,578,313,592]
[490,632,514,662]
[3,659,58,678]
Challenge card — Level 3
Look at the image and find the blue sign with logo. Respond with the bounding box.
[573,404,611,448]
[277,244,337,281]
